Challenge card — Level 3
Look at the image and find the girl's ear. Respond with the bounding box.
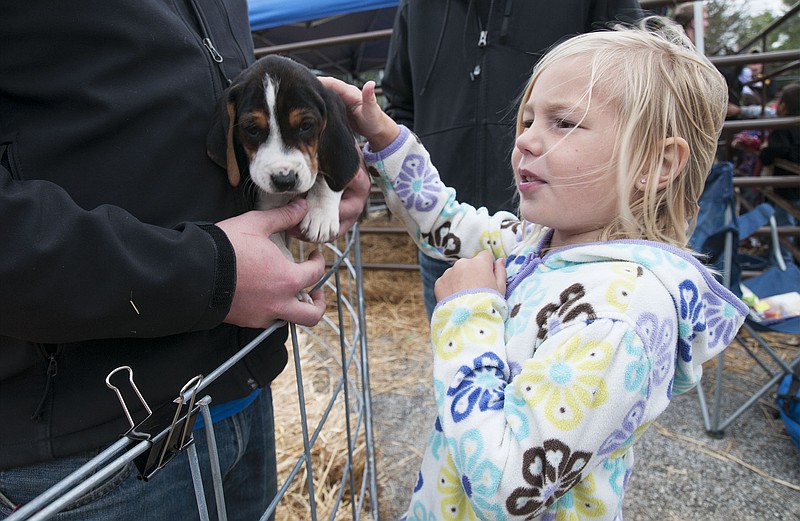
[643,137,690,191]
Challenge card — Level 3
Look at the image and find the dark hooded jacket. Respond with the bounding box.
[0,0,288,469]
[382,0,643,213]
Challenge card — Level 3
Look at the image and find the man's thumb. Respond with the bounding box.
[265,198,308,233]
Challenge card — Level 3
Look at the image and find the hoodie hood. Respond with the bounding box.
[535,238,749,395]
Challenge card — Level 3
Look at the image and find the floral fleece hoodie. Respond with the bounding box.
[364,126,748,521]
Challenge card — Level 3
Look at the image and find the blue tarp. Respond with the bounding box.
[248,0,399,31]
[248,0,398,75]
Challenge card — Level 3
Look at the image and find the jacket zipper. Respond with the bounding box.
[469,0,492,81]
[203,38,224,64]
[182,0,250,213]
[31,346,59,421]
[506,254,540,297]
[472,0,494,206]
[187,0,232,87]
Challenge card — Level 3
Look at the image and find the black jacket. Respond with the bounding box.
[382,0,643,213]
[0,0,288,469]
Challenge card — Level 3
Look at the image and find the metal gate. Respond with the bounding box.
[6,225,378,521]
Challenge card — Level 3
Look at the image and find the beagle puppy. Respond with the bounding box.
[207,55,360,262]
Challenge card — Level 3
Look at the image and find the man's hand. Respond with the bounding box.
[216,199,327,328]
[434,250,506,302]
[336,161,371,238]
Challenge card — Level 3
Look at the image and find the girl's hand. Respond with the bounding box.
[319,77,400,151]
[434,250,507,302]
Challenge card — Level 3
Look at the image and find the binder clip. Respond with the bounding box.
[106,366,204,481]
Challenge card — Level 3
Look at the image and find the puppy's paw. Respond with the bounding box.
[300,207,339,243]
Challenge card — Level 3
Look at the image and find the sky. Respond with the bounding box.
[742,0,788,14]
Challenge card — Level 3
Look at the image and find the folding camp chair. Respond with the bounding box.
[690,161,800,437]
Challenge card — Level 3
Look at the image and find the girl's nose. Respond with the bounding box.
[515,127,544,157]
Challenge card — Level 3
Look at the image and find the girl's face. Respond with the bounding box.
[512,56,621,249]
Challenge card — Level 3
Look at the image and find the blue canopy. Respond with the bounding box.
[248,0,399,31]
[248,0,398,76]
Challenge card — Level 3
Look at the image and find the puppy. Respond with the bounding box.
[207,55,360,268]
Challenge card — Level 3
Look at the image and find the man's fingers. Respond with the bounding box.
[337,166,370,238]
[295,248,326,291]
[282,289,326,327]
[263,198,309,234]
[276,250,327,326]
[286,250,327,326]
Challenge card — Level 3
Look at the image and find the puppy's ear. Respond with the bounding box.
[317,87,360,191]
[207,93,243,187]
[222,103,242,187]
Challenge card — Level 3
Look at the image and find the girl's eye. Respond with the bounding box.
[554,118,577,129]
[521,119,533,129]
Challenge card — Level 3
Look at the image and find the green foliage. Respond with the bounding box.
[703,0,799,54]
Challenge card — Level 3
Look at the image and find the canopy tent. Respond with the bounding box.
[248,0,399,77]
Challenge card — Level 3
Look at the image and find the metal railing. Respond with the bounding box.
[6,225,379,521]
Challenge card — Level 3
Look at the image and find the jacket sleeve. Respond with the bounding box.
[0,164,235,344]
[381,0,415,129]
[428,290,663,519]
[364,126,539,261]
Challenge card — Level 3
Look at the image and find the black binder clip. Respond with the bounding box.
[106,366,204,481]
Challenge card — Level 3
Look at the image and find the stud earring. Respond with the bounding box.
[639,178,647,185]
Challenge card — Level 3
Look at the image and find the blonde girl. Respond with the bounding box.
[324,19,747,521]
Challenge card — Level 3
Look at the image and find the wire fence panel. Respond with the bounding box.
[6,225,378,521]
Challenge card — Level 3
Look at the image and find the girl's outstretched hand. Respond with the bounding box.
[319,77,400,151]
[434,250,507,302]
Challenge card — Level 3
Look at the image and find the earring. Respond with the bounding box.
[639,178,647,185]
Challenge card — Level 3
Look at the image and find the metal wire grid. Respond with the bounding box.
[7,224,379,521]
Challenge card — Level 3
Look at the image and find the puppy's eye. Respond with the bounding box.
[298,120,315,134]
[243,124,260,138]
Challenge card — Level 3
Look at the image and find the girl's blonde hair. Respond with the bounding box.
[515,19,728,248]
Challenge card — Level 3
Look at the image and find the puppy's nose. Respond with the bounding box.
[271,170,297,192]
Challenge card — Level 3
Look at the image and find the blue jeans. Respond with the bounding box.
[418,251,453,321]
[0,387,277,521]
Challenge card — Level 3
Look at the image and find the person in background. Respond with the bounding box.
[323,17,746,520]
[672,3,742,119]
[740,50,778,109]
[381,0,643,319]
[760,82,800,234]
[671,1,707,46]
[740,52,762,105]
[738,53,778,119]
[0,2,369,520]
[672,3,776,121]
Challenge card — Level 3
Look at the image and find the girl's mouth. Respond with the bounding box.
[516,167,545,194]
[518,168,544,184]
